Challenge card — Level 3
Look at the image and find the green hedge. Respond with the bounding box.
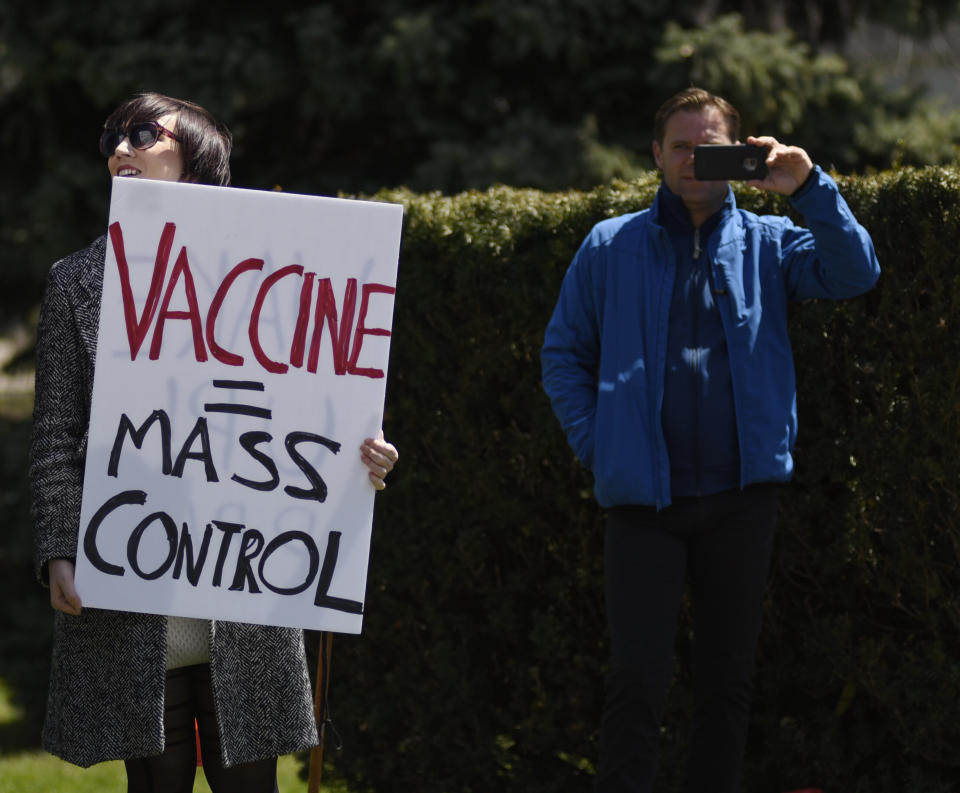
[322,169,960,793]
[2,168,958,792]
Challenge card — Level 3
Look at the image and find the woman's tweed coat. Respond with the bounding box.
[31,236,320,768]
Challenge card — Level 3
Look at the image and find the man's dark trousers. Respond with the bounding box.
[595,484,780,793]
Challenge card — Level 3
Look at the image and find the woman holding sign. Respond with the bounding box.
[31,92,398,793]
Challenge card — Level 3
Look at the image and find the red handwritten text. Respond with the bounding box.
[109,221,395,379]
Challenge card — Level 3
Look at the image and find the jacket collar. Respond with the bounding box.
[650,181,736,232]
[77,234,107,307]
[75,234,108,354]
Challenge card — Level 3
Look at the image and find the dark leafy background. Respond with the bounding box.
[2,2,960,791]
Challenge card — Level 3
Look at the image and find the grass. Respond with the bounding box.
[0,322,35,422]
[0,379,350,793]
[0,660,349,792]
[0,677,346,793]
[0,751,345,793]
[0,680,24,726]
[0,753,128,793]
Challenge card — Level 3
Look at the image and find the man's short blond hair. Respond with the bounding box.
[653,87,740,145]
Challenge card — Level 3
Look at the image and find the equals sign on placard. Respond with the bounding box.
[204,380,272,420]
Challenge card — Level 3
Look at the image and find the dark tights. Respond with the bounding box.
[124,664,279,793]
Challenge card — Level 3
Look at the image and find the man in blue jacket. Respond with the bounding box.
[540,87,879,793]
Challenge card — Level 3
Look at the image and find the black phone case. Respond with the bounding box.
[694,144,769,181]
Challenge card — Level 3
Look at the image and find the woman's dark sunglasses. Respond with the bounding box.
[99,121,181,158]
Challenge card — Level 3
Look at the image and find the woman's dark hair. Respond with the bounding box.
[103,92,233,186]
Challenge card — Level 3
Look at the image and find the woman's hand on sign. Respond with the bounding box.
[362,433,398,491]
[49,558,83,615]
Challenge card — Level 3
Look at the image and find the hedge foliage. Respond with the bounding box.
[9,4,960,318]
[321,168,960,793]
[2,168,957,792]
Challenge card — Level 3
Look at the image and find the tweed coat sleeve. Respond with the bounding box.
[31,237,105,584]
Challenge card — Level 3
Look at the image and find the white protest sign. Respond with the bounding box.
[74,177,402,633]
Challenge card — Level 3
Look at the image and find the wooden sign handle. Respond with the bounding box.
[307,632,334,793]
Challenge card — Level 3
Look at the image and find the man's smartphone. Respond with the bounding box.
[694,144,769,181]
